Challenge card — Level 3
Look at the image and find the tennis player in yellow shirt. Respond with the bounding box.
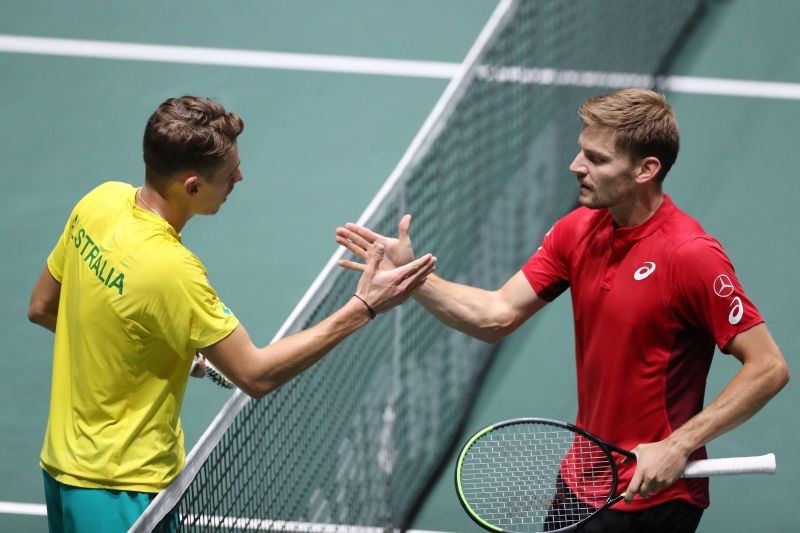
[27,95,436,532]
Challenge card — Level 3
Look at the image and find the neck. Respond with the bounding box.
[137,184,191,233]
[609,188,664,227]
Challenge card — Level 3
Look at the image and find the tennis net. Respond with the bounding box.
[134,1,707,530]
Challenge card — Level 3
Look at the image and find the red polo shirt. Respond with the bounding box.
[522,195,763,511]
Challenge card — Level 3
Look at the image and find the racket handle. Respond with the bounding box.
[683,453,776,478]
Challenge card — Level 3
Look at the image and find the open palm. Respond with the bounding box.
[336,214,416,272]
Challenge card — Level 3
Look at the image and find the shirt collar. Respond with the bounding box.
[131,187,181,241]
[612,194,675,242]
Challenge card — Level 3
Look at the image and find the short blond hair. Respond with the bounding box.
[579,89,679,181]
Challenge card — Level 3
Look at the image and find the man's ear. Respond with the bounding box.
[183,174,201,197]
[635,156,662,184]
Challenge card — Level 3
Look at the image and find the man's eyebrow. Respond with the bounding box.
[583,148,610,160]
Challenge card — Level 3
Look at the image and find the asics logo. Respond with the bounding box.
[712,273,745,324]
[713,275,735,298]
[633,262,656,281]
[729,297,744,325]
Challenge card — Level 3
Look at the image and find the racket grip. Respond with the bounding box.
[683,453,776,478]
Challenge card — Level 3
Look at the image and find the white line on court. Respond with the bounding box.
[474,65,800,100]
[183,515,453,532]
[0,501,47,516]
[2,34,800,100]
[0,35,458,79]
[0,503,454,532]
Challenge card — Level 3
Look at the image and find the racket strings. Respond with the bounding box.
[459,424,614,532]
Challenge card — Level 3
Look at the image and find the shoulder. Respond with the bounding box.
[149,242,207,279]
[126,235,210,298]
[669,236,731,278]
[663,229,735,289]
[133,253,210,308]
[551,205,609,240]
[74,181,134,212]
[83,181,133,201]
[656,200,718,250]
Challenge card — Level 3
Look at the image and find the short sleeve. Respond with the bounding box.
[46,212,80,282]
[670,237,763,352]
[145,254,240,358]
[521,219,571,301]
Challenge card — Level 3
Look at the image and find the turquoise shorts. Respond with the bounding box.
[42,470,175,532]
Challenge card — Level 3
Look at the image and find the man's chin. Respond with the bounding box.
[578,194,601,209]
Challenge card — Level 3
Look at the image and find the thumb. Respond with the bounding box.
[624,470,641,504]
[371,243,385,269]
[399,214,411,242]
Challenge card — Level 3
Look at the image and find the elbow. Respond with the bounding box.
[474,327,507,344]
[27,303,47,326]
[240,378,280,400]
[243,387,267,400]
[772,358,790,394]
[239,381,268,400]
[756,351,790,399]
[473,312,517,344]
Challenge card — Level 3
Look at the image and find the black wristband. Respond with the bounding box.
[353,294,376,320]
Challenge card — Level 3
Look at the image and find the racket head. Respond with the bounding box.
[455,418,622,533]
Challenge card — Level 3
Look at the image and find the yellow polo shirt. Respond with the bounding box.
[40,181,239,491]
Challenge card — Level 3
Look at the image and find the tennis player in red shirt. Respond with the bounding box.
[336,88,788,532]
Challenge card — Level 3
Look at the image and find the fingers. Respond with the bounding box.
[354,250,436,315]
[336,234,368,259]
[405,274,428,294]
[401,259,436,293]
[336,227,370,255]
[393,256,436,297]
[344,222,380,243]
[623,443,683,503]
[394,253,434,278]
[338,259,366,272]
[624,467,663,503]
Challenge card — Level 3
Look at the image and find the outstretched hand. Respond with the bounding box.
[354,241,435,315]
[336,214,416,272]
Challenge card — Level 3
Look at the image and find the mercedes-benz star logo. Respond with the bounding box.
[713,274,735,298]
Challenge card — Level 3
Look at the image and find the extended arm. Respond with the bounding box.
[625,323,789,501]
[336,215,548,343]
[28,266,61,333]
[202,244,436,399]
[410,271,547,343]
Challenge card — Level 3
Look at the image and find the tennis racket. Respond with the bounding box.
[455,418,776,533]
[190,352,234,389]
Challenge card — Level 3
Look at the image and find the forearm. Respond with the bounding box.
[248,298,371,396]
[665,356,789,456]
[413,275,515,343]
[625,325,788,501]
[210,247,436,398]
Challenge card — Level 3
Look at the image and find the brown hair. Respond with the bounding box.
[143,96,244,186]
[579,89,679,181]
